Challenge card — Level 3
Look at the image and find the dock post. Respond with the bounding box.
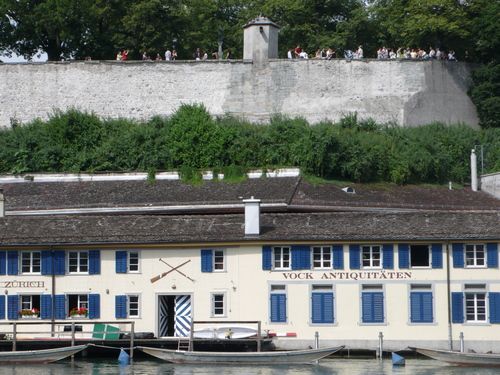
[130,321,135,360]
[378,332,383,359]
[460,332,464,353]
[315,331,319,349]
[257,321,261,352]
[12,322,17,351]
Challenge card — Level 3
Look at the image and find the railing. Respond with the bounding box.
[0,320,135,358]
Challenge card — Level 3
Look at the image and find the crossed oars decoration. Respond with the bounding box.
[150,259,195,283]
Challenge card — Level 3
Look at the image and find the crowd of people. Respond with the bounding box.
[287,44,461,61]
[114,47,231,61]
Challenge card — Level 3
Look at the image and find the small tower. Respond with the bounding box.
[243,14,280,62]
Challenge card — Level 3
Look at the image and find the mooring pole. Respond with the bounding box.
[460,332,464,353]
[378,332,383,359]
[315,331,319,349]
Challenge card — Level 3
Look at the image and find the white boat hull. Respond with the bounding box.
[412,347,500,367]
[138,346,344,364]
[0,344,88,364]
[193,326,257,339]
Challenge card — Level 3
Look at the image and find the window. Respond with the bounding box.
[68,294,89,316]
[54,294,99,319]
[270,285,287,323]
[68,251,88,273]
[20,251,41,274]
[361,285,384,324]
[410,285,433,323]
[465,285,487,323]
[273,247,290,270]
[19,295,41,318]
[201,249,226,272]
[311,285,334,324]
[115,294,140,318]
[116,250,141,273]
[362,246,381,269]
[211,293,226,317]
[410,245,430,267]
[465,244,485,267]
[128,295,140,318]
[312,246,332,269]
[214,250,225,271]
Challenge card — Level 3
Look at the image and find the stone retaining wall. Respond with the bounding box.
[0,59,479,127]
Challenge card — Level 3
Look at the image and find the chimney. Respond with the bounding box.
[243,196,260,236]
[471,149,478,192]
[0,188,4,218]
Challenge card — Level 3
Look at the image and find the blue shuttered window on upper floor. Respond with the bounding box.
[487,243,499,268]
[291,246,310,270]
[54,295,66,319]
[452,243,465,268]
[89,294,100,319]
[116,251,127,273]
[7,251,18,275]
[431,244,443,269]
[41,251,53,275]
[270,294,286,323]
[410,292,433,323]
[88,250,101,274]
[41,295,52,319]
[362,292,384,323]
[54,251,66,275]
[350,245,360,269]
[0,295,4,319]
[382,245,394,269]
[115,295,127,318]
[201,249,213,272]
[7,295,18,320]
[451,292,464,323]
[311,293,334,324]
[399,244,409,269]
[0,251,6,275]
[333,245,344,269]
[262,246,272,270]
[490,292,500,324]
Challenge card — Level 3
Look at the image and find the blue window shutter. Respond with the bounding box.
[262,246,272,270]
[89,250,100,274]
[411,292,433,323]
[41,295,52,319]
[54,251,66,275]
[349,245,360,270]
[201,249,213,272]
[312,293,334,324]
[89,294,100,319]
[398,244,409,269]
[0,295,4,319]
[116,251,127,273]
[489,293,500,324]
[7,295,19,320]
[382,245,394,269]
[487,243,498,268]
[451,292,464,323]
[115,295,127,318]
[270,294,286,323]
[7,251,18,275]
[291,245,310,270]
[362,292,384,323]
[0,251,6,275]
[54,295,66,319]
[41,251,52,275]
[431,244,443,269]
[452,243,464,268]
[333,245,344,269]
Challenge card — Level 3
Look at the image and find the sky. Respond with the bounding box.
[1,52,48,63]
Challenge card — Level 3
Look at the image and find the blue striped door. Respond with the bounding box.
[158,296,169,337]
[175,295,192,337]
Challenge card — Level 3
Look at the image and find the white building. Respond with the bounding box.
[1,173,500,351]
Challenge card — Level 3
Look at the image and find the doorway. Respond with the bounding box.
[158,295,192,337]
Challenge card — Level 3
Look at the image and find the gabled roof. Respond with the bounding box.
[1,211,499,246]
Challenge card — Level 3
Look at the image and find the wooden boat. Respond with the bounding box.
[0,344,88,364]
[137,345,345,364]
[193,326,258,339]
[410,347,500,367]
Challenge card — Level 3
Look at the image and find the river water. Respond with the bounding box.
[1,357,499,375]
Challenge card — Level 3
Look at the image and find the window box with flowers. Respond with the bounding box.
[18,308,40,319]
[69,307,88,318]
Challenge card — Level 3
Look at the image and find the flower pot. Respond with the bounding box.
[20,315,39,319]
[70,314,86,319]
